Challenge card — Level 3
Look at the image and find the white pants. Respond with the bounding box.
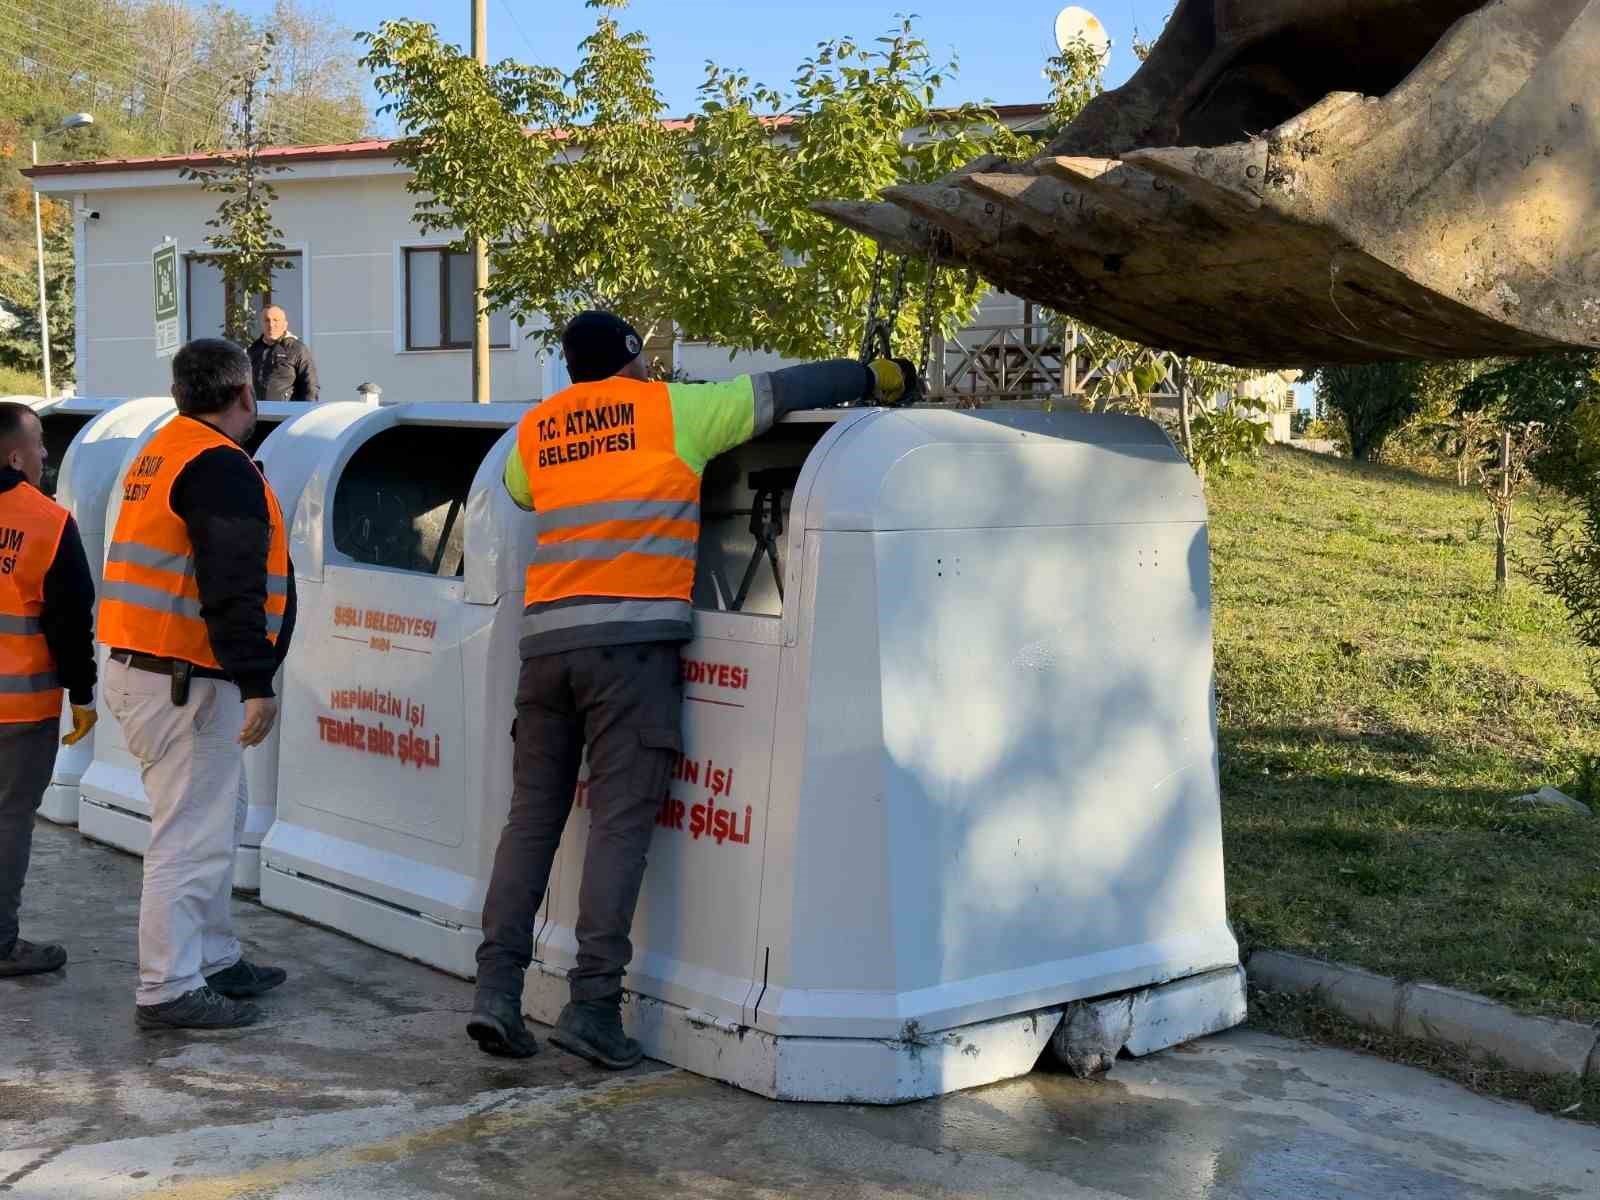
[105,658,246,1006]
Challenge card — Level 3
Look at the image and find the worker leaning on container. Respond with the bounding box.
[469,311,917,1066]
[0,402,97,980]
[99,339,297,1031]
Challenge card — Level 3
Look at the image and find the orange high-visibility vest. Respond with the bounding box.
[517,378,701,645]
[0,481,69,723]
[98,417,289,670]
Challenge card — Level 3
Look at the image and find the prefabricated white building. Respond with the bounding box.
[24,112,1052,407]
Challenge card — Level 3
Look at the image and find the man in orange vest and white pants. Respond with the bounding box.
[469,311,915,1066]
[0,403,97,979]
[101,339,297,1030]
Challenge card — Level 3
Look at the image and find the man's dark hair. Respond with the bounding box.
[0,401,39,448]
[172,338,252,416]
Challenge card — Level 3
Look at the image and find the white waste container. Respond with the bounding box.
[38,397,174,823]
[510,407,1244,1102]
[21,397,141,501]
[77,401,329,889]
[259,403,535,970]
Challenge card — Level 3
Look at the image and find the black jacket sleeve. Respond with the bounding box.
[40,515,96,706]
[171,446,285,700]
[276,561,297,671]
[765,360,875,422]
[293,341,319,402]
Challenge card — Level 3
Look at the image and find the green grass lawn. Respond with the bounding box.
[0,366,44,396]
[1210,446,1600,1024]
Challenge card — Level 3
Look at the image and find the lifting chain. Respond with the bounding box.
[859,249,909,365]
[857,246,890,364]
[916,252,940,389]
[858,243,943,405]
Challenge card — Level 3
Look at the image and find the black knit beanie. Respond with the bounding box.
[562,311,644,383]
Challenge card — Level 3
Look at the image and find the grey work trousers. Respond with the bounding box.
[476,642,682,1003]
[105,658,246,1005]
[0,718,59,956]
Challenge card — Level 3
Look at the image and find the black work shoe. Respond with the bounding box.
[467,989,540,1059]
[136,987,260,1030]
[205,960,287,998]
[0,938,67,978]
[550,999,642,1070]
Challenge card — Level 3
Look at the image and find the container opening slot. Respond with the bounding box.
[244,418,285,457]
[695,422,830,618]
[40,415,90,498]
[332,425,502,576]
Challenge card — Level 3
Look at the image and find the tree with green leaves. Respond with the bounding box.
[1460,352,1600,493]
[1310,362,1430,462]
[1493,356,1600,654]
[1477,422,1548,592]
[358,0,1033,363]
[0,219,72,381]
[1177,357,1260,481]
[180,36,291,347]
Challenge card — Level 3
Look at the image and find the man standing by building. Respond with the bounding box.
[248,305,318,402]
[468,311,915,1066]
[0,403,96,979]
[101,339,296,1030]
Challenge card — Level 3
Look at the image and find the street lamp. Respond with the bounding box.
[32,112,93,401]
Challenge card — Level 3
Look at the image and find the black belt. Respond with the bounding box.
[108,650,228,681]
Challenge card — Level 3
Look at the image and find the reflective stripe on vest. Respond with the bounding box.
[518,379,702,642]
[98,417,290,670]
[0,481,68,723]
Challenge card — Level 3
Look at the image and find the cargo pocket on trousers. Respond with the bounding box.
[633,727,682,800]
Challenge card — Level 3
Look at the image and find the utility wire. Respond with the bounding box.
[11,0,355,142]
[0,24,351,149]
[495,0,539,61]
[2,0,358,146]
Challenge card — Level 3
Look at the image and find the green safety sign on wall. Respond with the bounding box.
[153,241,179,358]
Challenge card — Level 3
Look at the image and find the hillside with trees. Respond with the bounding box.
[0,0,373,389]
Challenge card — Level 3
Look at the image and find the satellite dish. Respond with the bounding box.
[1054,6,1111,61]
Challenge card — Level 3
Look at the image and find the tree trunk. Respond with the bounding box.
[1495,428,1511,591]
[1495,512,1510,590]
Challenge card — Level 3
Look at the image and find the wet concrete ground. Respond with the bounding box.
[3,821,1598,1198]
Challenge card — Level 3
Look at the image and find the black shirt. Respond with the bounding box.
[167,427,298,699]
[248,334,318,403]
[0,467,95,705]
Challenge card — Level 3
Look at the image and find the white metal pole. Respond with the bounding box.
[471,0,491,404]
[31,139,53,402]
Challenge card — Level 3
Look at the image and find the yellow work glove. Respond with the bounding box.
[62,704,97,747]
[869,358,908,406]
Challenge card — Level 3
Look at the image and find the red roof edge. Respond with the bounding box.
[23,103,1050,179]
[23,139,403,178]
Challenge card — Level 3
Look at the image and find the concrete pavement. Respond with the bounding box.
[4,821,1598,1198]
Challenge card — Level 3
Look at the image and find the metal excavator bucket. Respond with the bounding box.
[816,0,1600,367]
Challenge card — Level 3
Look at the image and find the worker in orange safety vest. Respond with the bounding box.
[470,310,917,1066]
[0,401,96,979]
[100,340,297,1032]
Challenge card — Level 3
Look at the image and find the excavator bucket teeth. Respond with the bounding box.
[822,0,1600,365]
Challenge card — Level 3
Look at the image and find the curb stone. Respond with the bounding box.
[1247,950,1600,1079]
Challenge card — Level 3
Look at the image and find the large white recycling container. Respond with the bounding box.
[76,401,331,889]
[37,397,175,823]
[24,397,143,500]
[513,407,1244,1102]
[259,403,534,970]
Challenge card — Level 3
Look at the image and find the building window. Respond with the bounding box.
[186,253,303,341]
[404,247,512,350]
